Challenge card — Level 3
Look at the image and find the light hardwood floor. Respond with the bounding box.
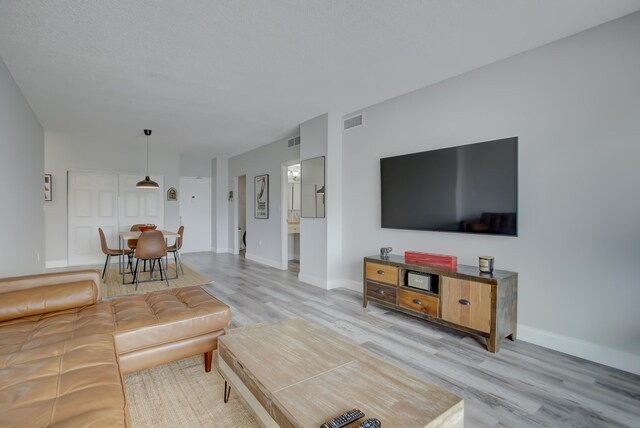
[183,252,640,428]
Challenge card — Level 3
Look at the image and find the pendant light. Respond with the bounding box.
[136,129,159,189]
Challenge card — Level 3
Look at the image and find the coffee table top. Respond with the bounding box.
[218,319,463,428]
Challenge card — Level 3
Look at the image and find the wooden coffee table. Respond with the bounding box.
[216,319,463,427]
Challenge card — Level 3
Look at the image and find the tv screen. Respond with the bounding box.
[381,137,518,236]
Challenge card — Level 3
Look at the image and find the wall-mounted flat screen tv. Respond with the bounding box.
[380,137,518,236]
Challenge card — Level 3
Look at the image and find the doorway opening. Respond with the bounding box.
[285,163,300,273]
[237,175,247,258]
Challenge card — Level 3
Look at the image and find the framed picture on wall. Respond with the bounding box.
[254,174,269,219]
[44,174,52,201]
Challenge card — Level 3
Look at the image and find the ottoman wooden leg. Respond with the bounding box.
[224,380,231,403]
[204,350,213,372]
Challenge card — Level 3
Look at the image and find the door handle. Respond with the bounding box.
[412,299,423,305]
[377,270,385,275]
[459,299,471,306]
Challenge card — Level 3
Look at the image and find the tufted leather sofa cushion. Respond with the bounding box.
[0,278,231,428]
[0,302,117,356]
[0,286,231,358]
[109,286,231,354]
[0,334,128,428]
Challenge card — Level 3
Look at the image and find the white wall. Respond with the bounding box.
[0,57,45,276]
[300,115,329,286]
[299,113,343,289]
[341,12,640,373]
[44,131,181,266]
[228,137,300,268]
[213,157,229,253]
[179,154,212,178]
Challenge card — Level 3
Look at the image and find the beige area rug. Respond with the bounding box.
[102,263,211,298]
[124,355,260,428]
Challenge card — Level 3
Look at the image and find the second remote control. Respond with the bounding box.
[320,408,365,428]
[356,418,381,428]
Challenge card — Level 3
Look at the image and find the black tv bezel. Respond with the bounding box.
[380,137,519,237]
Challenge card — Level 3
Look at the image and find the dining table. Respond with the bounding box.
[118,229,181,284]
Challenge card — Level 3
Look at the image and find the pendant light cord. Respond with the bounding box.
[146,134,149,176]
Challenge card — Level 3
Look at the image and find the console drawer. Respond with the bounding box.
[365,262,398,285]
[366,282,397,304]
[399,289,439,317]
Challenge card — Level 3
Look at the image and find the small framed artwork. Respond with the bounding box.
[167,187,177,201]
[44,174,52,201]
[254,174,269,219]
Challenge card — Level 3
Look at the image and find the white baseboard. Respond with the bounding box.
[45,260,68,268]
[245,253,285,270]
[298,272,328,289]
[295,275,361,292]
[518,325,640,375]
[214,247,229,254]
[339,279,362,293]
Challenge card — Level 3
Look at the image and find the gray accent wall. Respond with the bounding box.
[228,137,300,268]
[341,12,640,373]
[0,57,45,276]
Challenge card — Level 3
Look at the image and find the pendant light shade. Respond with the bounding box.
[136,129,159,189]
[136,176,159,188]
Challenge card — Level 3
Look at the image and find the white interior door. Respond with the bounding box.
[118,174,164,232]
[68,171,118,265]
[179,176,211,253]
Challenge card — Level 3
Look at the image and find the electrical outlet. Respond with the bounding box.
[37,253,40,261]
[259,240,262,246]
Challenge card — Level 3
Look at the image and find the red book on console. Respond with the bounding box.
[404,251,457,270]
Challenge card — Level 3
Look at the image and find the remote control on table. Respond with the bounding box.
[355,418,381,428]
[320,408,365,428]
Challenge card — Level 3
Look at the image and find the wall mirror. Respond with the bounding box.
[301,156,325,218]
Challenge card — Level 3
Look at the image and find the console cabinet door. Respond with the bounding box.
[441,277,491,333]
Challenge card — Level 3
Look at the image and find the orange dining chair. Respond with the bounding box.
[98,228,133,280]
[132,230,169,289]
[167,226,184,275]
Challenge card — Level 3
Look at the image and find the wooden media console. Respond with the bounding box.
[363,255,518,352]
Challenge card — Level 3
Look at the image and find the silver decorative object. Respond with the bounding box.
[380,247,392,259]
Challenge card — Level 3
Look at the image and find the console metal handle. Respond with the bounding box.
[379,290,385,295]
[412,299,423,305]
[377,270,385,275]
[459,299,471,306]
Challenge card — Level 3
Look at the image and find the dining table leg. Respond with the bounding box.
[120,235,125,285]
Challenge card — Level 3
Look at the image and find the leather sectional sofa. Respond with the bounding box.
[0,269,232,427]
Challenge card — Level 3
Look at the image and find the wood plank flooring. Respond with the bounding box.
[183,252,640,428]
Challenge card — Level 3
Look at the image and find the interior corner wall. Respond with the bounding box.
[299,114,329,287]
[340,12,640,374]
[228,137,300,269]
[44,132,181,266]
[212,157,229,253]
[0,57,45,276]
[326,113,343,288]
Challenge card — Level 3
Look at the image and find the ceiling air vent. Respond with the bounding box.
[343,114,363,131]
[287,136,301,148]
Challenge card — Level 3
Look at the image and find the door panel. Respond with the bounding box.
[441,277,492,333]
[68,171,164,266]
[179,176,211,253]
[68,171,119,265]
[118,174,164,232]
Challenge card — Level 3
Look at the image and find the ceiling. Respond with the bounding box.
[1,1,639,156]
